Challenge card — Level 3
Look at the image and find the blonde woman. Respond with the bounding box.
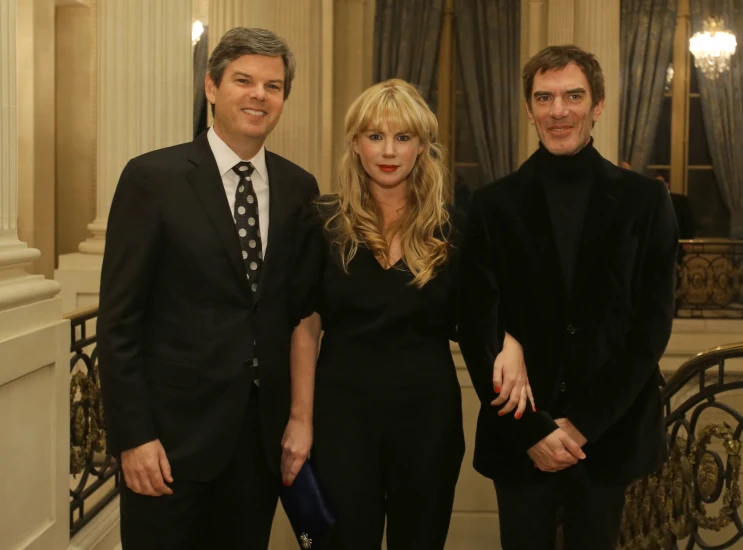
[280,79,532,550]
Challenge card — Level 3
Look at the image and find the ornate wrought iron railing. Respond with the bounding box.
[66,305,120,537]
[620,342,743,549]
[676,239,743,319]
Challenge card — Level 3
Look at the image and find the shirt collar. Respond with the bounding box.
[207,126,268,182]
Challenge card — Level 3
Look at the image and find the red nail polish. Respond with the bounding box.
[495,386,501,393]
[533,406,537,412]
[515,412,522,419]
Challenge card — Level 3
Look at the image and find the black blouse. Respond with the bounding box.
[290,200,466,385]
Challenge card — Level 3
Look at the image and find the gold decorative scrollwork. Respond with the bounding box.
[69,365,107,476]
[676,240,743,317]
[619,423,742,549]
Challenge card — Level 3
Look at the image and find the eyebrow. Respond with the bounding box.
[533,87,586,97]
[232,71,284,85]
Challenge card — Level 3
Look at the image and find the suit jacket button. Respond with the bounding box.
[560,382,567,392]
[566,324,576,335]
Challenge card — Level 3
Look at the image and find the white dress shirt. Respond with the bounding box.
[207,127,270,256]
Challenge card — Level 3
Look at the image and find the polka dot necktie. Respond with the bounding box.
[231,161,262,293]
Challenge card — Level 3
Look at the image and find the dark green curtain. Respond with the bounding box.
[193,27,209,139]
[454,0,520,180]
[690,0,743,237]
[619,0,677,171]
[373,0,445,101]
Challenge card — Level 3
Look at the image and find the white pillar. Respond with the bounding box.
[574,0,620,163]
[519,0,549,163]
[0,0,60,310]
[209,0,335,192]
[55,0,193,313]
[332,0,376,188]
[0,2,69,550]
[547,0,575,45]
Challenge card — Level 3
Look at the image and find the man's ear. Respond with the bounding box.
[525,100,535,125]
[205,73,217,106]
[592,99,605,123]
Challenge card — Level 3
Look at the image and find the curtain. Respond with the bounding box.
[373,0,445,101]
[454,0,520,181]
[618,0,677,172]
[193,27,209,139]
[690,0,743,238]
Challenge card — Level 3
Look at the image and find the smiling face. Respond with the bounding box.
[526,62,604,156]
[352,121,425,192]
[205,54,286,157]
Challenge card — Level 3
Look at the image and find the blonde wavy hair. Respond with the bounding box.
[318,79,451,288]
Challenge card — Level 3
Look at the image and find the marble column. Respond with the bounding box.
[547,0,575,45]
[519,0,549,162]
[332,0,375,186]
[574,0,620,163]
[0,0,60,311]
[55,0,193,313]
[1,2,69,550]
[209,0,335,192]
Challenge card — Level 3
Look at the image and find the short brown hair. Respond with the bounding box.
[522,45,604,108]
[208,27,295,100]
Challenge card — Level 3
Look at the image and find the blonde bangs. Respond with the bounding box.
[346,81,436,145]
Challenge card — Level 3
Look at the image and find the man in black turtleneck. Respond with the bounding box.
[458,45,678,550]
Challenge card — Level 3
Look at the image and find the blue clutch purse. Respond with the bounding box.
[279,458,337,549]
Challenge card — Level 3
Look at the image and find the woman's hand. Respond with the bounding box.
[280,416,313,486]
[491,332,536,418]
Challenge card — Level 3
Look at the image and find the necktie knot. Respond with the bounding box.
[232,161,255,178]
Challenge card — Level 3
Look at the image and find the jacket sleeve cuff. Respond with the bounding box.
[489,407,559,452]
[517,410,559,450]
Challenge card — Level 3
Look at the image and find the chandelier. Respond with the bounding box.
[689,16,737,80]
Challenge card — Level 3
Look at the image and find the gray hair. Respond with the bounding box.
[208,27,296,99]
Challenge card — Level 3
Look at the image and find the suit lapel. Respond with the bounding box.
[514,154,569,309]
[186,133,252,296]
[254,151,290,301]
[569,154,624,305]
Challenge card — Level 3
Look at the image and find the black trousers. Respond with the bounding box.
[119,386,278,550]
[495,464,626,550]
[312,377,465,550]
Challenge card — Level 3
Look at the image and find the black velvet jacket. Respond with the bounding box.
[458,144,678,484]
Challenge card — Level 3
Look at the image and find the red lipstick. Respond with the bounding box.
[378,165,399,173]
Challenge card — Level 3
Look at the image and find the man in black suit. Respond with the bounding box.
[97,27,318,550]
[458,45,678,550]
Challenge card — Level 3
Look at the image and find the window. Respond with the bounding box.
[429,0,489,212]
[646,0,730,237]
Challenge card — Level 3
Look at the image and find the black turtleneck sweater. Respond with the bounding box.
[536,140,597,291]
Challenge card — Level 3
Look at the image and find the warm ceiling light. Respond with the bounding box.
[192,20,205,46]
[689,16,737,80]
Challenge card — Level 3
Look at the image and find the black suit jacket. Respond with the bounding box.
[458,148,678,485]
[97,132,318,482]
